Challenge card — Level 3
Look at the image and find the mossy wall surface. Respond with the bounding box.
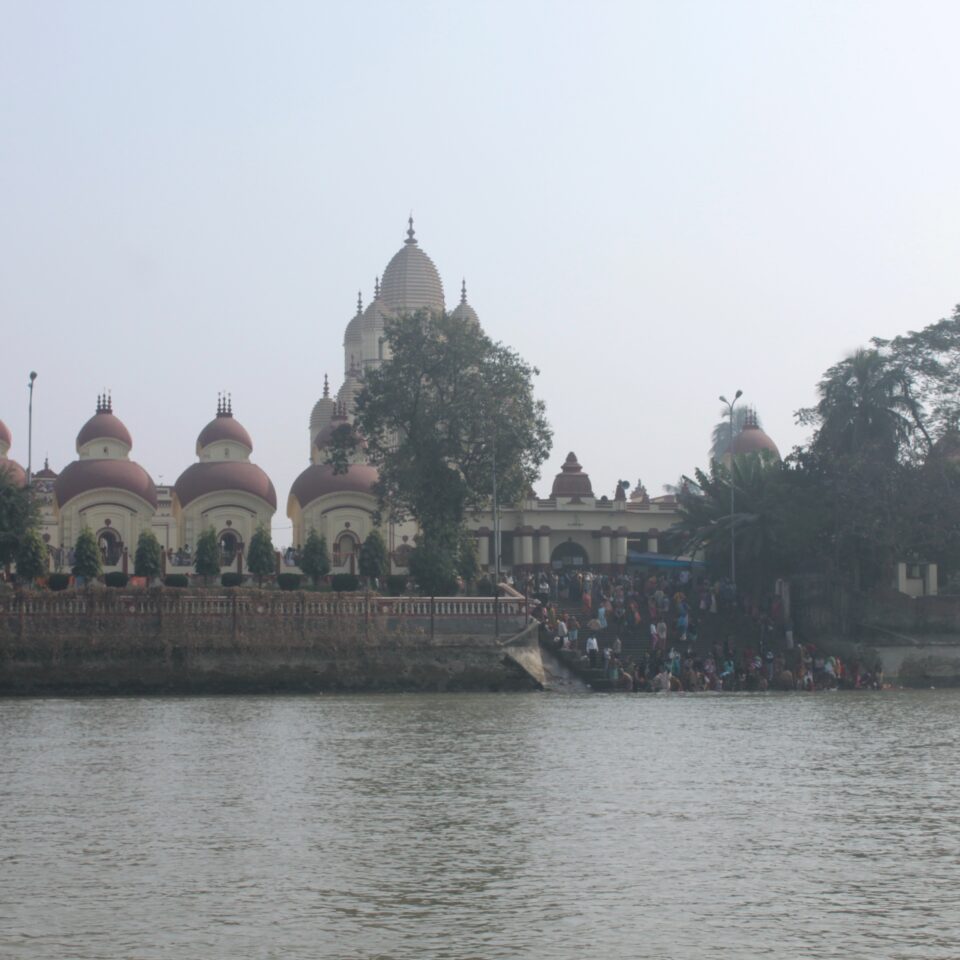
[0,590,537,694]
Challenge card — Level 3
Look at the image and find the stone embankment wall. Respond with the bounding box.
[0,590,541,694]
[854,591,960,685]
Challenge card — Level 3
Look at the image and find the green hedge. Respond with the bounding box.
[330,573,359,592]
[104,572,129,588]
[277,573,302,591]
[48,573,71,592]
[164,574,189,588]
[221,572,243,588]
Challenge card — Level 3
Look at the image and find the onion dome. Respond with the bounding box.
[550,452,594,500]
[362,278,389,333]
[34,458,58,479]
[315,403,353,450]
[175,398,276,508]
[288,462,379,509]
[174,461,277,509]
[0,419,11,455]
[361,279,394,365]
[0,457,26,487]
[76,393,132,451]
[195,393,253,455]
[449,279,479,326]
[337,362,364,413]
[310,374,337,433]
[729,409,780,459]
[344,292,364,371]
[56,459,157,508]
[379,217,445,313]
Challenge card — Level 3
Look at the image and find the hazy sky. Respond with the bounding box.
[2,0,959,544]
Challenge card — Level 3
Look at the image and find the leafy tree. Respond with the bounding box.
[332,308,551,549]
[299,528,330,586]
[194,527,220,583]
[800,348,923,462]
[134,529,163,578]
[358,529,389,584]
[456,528,479,581]
[0,471,37,566]
[408,529,460,597]
[72,528,102,580]
[675,453,823,597]
[247,524,275,586]
[16,527,48,583]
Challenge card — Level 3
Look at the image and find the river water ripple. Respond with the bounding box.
[2,691,959,959]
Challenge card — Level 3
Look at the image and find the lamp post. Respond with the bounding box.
[27,371,37,487]
[719,389,742,587]
[492,425,500,638]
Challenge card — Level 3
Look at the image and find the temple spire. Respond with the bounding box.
[374,276,380,298]
[357,290,363,315]
[323,373,330,399]
[460,278,467,304]
[405,215,417,245]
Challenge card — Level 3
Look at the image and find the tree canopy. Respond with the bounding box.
[331,308,551,588]
[194,527,220,581]
[72,528,102,580]
[134,529,163,578]
[16,527,49,583]
[247,524,275,585]
[678,304,960,596]
[0,472,37,566]
[358,529,389,582]
[299,528,330,586]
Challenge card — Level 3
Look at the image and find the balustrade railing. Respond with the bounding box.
[1,594,528,619]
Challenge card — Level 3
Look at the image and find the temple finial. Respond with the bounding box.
[323,373,329,399]
[217,392,222,416]
[106,389,112,413]
[357,290,363,314]
[227,392,232,416]
[405,215,416,245]
[460,278,467,304]
[374,276,380,298]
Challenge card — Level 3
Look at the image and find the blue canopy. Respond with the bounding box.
[627,550,704,569]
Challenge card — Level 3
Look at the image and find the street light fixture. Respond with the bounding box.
[719,389,742,587]
[27,371,37,487]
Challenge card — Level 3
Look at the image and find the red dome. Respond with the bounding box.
[55,459,157,508]
[289,463,378,508]
[196,414,253,453]
[175,461,277,509]
[0,457,27,487]
[550,452,594,500]
[729,424,780,458]
[77,412,133,450]
[0,419,11,448]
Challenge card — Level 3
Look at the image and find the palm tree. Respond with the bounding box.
[808,348,926,460]
[674,455,818,596]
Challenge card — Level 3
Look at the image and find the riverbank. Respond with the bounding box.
[0,588,544,695]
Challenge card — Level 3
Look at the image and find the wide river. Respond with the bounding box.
[2,690,959,959]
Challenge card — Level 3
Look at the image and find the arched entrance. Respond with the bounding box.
[96,528,123,566]
[219,530,242,567]
[551,540,589,570]
[334,531,360,574]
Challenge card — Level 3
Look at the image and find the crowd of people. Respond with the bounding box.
[525,567,883,692]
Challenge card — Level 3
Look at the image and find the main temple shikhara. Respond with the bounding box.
[1,220,781,577]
